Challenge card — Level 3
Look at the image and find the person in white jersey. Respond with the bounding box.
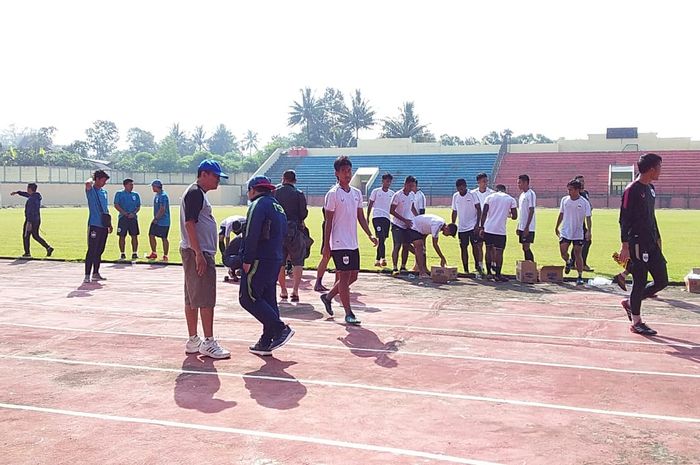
[320,156,378,325]
[367,173,394,267]
[406,214,457,278]
[389,175,418,276]
[516,174,537,263]
[555,178,592,285]
[451,178,481,274]
[479,184,518,282]
[413,179,427,215]
[470,172,495,277]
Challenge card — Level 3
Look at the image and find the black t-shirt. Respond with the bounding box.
[619,181,660,244]
[274,183,308,224]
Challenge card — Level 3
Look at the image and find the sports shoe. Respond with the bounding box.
[21,253,31,258]
[162,255,169,262]
[269,325,295,351]
[46,247,54,257]
[131,253,139,260]
[399,267,408,274]
[83,275,91,284]
[199,338,231,359]
[583,265,595,272]
[486,273,495,281]
[564,259,572,274]
[146,252,158,260]
[185,335,202,354]
[380,259,387,267]
[119,253,126,261]
[613,273,627,291]
[374,260,381,267]
[320,293,334,316]
[345,314,361,325]
[621,299,632,322]
[495,275,509,283]
[630,322,657,336]
[91,273,106,281]
[391,268,400,277]
[249,341,272,356]
[576,277,585,285]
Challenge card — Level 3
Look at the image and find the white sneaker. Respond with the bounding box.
[185,335,202,354]
[199,338,231,359]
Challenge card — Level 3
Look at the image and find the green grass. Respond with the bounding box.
[1,206,698,282]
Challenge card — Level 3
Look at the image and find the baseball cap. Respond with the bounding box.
[198,159,229,179]
[247,175,276,191]
[151,179,163,188]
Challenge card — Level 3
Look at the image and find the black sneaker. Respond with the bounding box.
[630,322,657,336]
[21,253,31,258]
[576,277,585,286]
[320,293,334,316]
[621,299,632,322]
[46,247,54,257]
[119,253,126,261]
[399,267,408,275]
[564,259,572,274]
[249,340,272,356]
[131,253,139,260]
[613,273,627,291]
[269,325,295,351]
[344,314,361,325]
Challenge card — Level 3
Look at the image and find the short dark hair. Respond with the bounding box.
[575,175,584,180]
[27,183,37,191]
[445,223,458,237]
[476,172,488,181]
[567,179,582,190]
[638,153,662,174]
[495,184,506,192]
[93,170,109,180]
[123,178,134,186]
[518,174,530,183]
[404,175,417,185]
[334,155,352,171]
[381,173,393,181]
[455,178,467,188]
[283,170,296,182]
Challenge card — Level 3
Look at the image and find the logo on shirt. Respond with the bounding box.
[650,188,656,198]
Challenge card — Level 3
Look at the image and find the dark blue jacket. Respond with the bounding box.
[18,191,42,223]
[241,192,287,264]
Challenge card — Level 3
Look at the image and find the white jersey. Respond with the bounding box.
[220,215,246,237]
[411,214,445,238]
[451,191,480,232]
[324,185,363,250]
[517,189,537,231]
[390,189,416,228]
[414,190,426,211]
[368,187,394,219]
[471,187,495,206]
[559,195,591,240]
[483,191,517,236]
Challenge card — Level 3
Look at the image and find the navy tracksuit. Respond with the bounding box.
[239,192,288,344]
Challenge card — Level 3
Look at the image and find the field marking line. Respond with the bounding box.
[2,323,699,379]
[0,401,501,465]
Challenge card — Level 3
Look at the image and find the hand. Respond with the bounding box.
[618,244,630,263]
[369,235,378,246]
[195,252,206,277]
[585,230,592,241]
[108,226,113,234]
[242,262,251,274]
[404,219,413,229]
[10,191,17,196]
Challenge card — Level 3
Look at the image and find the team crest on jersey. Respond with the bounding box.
[650,188,656,198]
[343,255,350,265]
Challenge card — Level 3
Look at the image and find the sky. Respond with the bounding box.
[2,0,699,148]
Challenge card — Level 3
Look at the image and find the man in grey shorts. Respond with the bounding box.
[180,159,230,359]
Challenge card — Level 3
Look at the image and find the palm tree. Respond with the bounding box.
[242,130,259,156]
[343,89,376,145]
[193,126,207,152]
[288,88,324,145]
[381,102,430,142]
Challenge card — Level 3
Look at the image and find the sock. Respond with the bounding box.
[189,335,199,341]
[524,250,534,261]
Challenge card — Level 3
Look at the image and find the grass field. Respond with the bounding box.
[1,206,698,282]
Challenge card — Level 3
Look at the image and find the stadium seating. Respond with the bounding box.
[494,150,700,197]
[265,153,499,197]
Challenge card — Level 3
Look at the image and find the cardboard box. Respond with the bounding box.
[539,265,564,283]
[516,260,538,283]
[431,266,458,283]
[685,272,700,294]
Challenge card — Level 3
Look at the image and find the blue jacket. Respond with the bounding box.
[241,192,287,264]
[18,191,42,223]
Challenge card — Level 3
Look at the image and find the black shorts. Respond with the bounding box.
[391,224,410,245]
[560,237,584,247]
[458,230,478,246]
[483,232,507,250]
[372,217,391,239]
[149,223,170,238]
[405,229,427,243]
[331,249,360,271]
[516,230,536,244]
[117,217,139,237]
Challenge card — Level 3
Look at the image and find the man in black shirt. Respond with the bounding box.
[274,170,308,302]
[11,183,54,258]
[618,153,668,336]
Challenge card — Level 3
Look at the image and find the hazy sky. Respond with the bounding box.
[2,0,699,147]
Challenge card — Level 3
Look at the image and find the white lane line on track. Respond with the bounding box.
[1,355,699,424]
[11,299,700,328]
[0,402,501,465]
[2,323,699,379]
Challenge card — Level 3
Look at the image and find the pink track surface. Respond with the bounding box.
[1,259,699,465]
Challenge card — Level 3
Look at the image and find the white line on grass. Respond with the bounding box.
[2,323,699,379]
[0,402,502,465]
[1,355,699,424]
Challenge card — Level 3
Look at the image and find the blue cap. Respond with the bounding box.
[247,175,276,191]
[151,179,163,188]
[198,159,229,179]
